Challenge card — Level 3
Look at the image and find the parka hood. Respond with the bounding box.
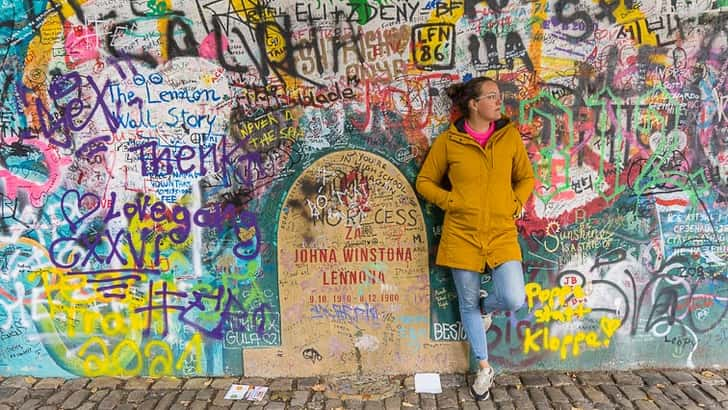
[452,115,512,134]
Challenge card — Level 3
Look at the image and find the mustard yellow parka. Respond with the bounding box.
[416,117,535,272]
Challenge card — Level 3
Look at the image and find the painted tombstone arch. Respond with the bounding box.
[244,149,465,376]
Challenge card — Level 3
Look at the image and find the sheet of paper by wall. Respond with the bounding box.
[224,384,269,401]
[414,373,442,394]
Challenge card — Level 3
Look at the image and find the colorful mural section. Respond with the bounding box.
[0,0,726,376]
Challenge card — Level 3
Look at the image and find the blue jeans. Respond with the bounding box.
[452,261,526,361]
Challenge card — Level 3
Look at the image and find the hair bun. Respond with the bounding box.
[446,83,465,100]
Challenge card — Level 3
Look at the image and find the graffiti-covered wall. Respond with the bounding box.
[1,0,727,377]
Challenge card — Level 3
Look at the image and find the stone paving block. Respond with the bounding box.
[269,390,293,401]
[152,377,182,390]
[613,398,635,409]
[88,376,122,390]
[194,388,216,401]
[643,386,680,409]
[421,394,437,410]
[88,388,110,402]
[290,390,310,407]
[600,384,628,402]
[33,377,65,390]
[76,404,96,410]
[98,390,128,410]
[663,370,698,385]
[662,384,698,408]
[552,403,573,410]
[512,399,536,409]
[324,398,343,409]
[0,388,28,406]
[61,389,91,409]
[1,376,35,389]
[544,387,570,403]
[296,377,320,391]
[403,376,415,390]
[122,377,155,390]
[533,402,553,410]
[343,399,364,409]
[495,374,521,387]
[177,389,198,404]
[620,385,648,401]
[264,402,286,410]
[230,402,249,410]
[716,384,728,397]
[521,373,550,388]
[528,387,549,404]
[598,386,634,409]
[635,371,670,386]
[441,373,466,388]
[211,377,241,390]
[239,377,267,386]
[19,399,43,410]
[61,378,90,390]
[127,390,148,403]
[562,385,587,402]
[209,406,229,410]
[0,388,14,400]
[182,378,212,390]
[30,389,55,399]
[458,385,475,403]
[307,394,325,409]
[700,384,728,402]
[682,385,717,407]
[437,388,459,407]
[156,391,179,410]
[633,400,660,410]
[490,387,511,403]
[364,400,386,410]
[403,390,419,406]
[577,372,613,386]
[47,389,73,405]
[268,378,293,391]
[547,374,573,387]
[593,405,618,410]
[496,402,515,409]
[507,386,529,401]
[613,371,644,385]
[476,399,497,409]
[383,394,401,409]
[462,402,479,410]
[692,370,727,386]
[184,400,206,410]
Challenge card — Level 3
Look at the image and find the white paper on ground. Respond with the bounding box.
[247,386,269,401]
[224,384,269,401]
[224,384,250,400]
[414,373,442,394]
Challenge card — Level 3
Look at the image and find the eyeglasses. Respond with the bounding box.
[474,93,501,102]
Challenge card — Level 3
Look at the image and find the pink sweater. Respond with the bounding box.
[464,121,495,147]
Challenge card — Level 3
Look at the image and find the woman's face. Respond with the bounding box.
[469,81,502,122]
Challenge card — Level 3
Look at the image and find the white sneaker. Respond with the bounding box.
[480,290,492,331]
[470,366,494,401]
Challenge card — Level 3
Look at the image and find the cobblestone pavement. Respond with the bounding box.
[1,368,728,409]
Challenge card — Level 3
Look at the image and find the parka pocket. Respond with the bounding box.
[510,190,522,218]
[446,191,463,214]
